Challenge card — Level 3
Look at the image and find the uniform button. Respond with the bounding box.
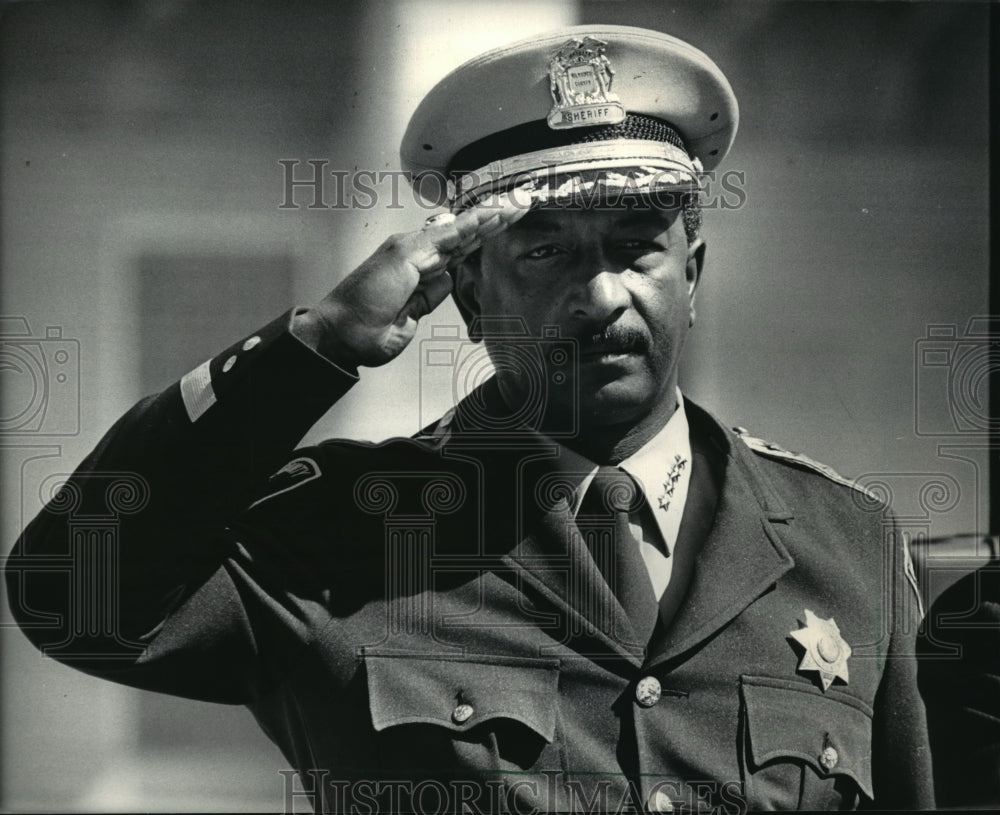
[451,703,474,724]
[222,355,237,373]
[648,789,674,812]
[242,336,261,351]
[818,746,839,772]
[635,676,661,707]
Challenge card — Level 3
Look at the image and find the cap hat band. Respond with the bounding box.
[452,138,702,211]
[447,112,701,210]
[448,114,689,175]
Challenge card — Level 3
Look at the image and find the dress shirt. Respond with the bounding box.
[546,390,693,600]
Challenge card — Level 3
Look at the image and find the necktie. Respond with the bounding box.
[577,466,659,644]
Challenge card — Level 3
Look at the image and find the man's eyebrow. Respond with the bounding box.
[505,215,566,235]
[613,211,675,229]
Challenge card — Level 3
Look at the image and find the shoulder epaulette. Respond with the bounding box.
[732,427,878,501]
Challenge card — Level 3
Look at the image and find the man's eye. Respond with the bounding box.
[524,245,564,260]
[619,239,660,252]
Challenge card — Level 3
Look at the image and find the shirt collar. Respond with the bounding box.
[544,390,693,553]
[618,390,691,512]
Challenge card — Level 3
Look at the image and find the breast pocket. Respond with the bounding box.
[740,676,874,810]
[365,653,564,787]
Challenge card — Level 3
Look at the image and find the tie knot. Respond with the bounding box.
[580,466,647,516]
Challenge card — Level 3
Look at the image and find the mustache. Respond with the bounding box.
[576,325,650,355]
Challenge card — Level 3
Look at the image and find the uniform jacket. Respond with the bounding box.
[5,311,933,813]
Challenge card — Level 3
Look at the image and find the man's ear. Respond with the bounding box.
[686,238,706,325]
[452,252,484,342]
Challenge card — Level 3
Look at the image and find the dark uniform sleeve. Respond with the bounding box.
[3,308,358,703]
[866,513,936,809]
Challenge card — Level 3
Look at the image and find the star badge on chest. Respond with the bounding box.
[789,609,851,692]
[657,454,688,511]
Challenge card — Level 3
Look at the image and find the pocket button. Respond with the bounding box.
[648,789,674,812]
[635,676,662,707]
[451,703,474,724]
[818,746,839,772]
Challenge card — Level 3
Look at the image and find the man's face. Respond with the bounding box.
[459,203,704,431]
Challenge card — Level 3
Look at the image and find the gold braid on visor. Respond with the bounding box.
[451,139,702,211]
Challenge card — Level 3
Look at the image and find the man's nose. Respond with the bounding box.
[567,249,630,324]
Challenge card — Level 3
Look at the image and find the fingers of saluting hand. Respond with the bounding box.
[390,192,531,329]
[408,191,531,275]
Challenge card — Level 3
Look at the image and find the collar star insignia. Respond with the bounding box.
[789,609,851,692]
[657,454,688,511]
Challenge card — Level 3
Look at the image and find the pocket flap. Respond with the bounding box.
[741,676,874,800]
[365,654,560,742]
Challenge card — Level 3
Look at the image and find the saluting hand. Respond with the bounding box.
[295,194,528,369]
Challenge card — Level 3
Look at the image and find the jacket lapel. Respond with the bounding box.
[653,436,720,635]
[502,503,645,666]
[440,380,644,665]
[646,401,796,667]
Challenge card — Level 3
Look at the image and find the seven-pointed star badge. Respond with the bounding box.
[789,609,851,692]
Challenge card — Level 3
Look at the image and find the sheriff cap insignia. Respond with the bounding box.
[547,36,626,130]
[789,609,851,692]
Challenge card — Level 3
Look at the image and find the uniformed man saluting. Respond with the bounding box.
[5,26,933,813]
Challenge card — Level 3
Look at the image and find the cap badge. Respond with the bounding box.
[789,609,851,692]
[547,37,626,131]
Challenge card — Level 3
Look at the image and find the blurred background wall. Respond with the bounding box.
[0,0,990,811]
